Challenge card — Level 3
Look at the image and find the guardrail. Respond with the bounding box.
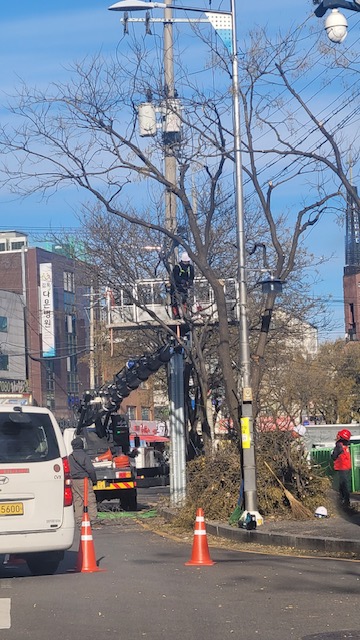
[101,277,239,328]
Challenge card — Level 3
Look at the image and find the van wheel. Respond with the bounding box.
[26,552,63,576]
[120,489,137,511]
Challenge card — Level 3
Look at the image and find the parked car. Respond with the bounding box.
[0,405,75,575]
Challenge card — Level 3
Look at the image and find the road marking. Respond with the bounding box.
[0,598,11,629]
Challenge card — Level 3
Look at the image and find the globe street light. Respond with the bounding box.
[109,0,262,524]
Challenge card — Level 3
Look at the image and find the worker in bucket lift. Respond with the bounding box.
[170,251,194,319]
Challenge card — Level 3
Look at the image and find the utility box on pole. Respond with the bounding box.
[162,98,182,145]
[138,102,157,137]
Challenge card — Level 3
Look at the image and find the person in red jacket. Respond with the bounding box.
[331,429,352,508]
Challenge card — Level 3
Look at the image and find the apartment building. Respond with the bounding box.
[0,231,90,419]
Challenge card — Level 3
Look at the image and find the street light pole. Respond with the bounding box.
[227,0,259,519]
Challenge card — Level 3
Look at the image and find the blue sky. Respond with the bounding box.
[0,0,359,340]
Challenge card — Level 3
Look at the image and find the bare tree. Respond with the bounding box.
[0,22,356,432]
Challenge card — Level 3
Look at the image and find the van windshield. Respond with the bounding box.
[0,413,60,463]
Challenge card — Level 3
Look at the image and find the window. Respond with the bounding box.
[0,413,59,463]
[63,271,75,293]
[67,372,79,395]
[0,243,6,252]
[65,314,74,334]
[127,406,136,420]
[45,362,55,410]
[11,241,25,251]
[64,291,75,314]
[0,355,9,371]
[141,406,150,420]
[0,317,7,333]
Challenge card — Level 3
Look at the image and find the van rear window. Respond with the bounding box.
[0,413,60,463]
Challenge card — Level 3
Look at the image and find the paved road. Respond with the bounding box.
[0,488,359,640]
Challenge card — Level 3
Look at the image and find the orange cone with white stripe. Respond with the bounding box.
[75,477,105,573]
[185,508,215,566]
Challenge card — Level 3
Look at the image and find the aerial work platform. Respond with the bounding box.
[102,277,239,329]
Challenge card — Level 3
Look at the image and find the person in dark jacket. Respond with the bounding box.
[331,428,352,508]
[170,251,195,319]
[69,436,98,527]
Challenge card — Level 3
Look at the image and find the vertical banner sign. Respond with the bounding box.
[39,263,55,357]
[241,417,250,449]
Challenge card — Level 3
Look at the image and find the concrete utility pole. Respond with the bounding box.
[108,0,187,506]
[162,0,187,506]
[163,0,177,242]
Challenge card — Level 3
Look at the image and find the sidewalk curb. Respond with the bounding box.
[205,521,360,556]
[159,507,360,557]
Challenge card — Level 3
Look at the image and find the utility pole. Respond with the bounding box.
[109,0,187,505]
[163,0,178,243]
[162,0,187,506]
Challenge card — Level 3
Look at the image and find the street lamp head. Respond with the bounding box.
[260,277,283,295]
[324,9,348,43]
[109,0,167,10]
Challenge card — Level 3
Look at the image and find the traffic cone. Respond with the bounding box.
[75,478,105,573]
[185,508,215,566]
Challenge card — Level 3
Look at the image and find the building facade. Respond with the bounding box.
[0,289,28,399]
[0,231,90,419]
[343,187,360,340]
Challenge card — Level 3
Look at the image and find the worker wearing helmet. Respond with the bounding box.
[170,251,194,319]
[331,429,352,508]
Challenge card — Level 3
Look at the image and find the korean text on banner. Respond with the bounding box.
[39,263,55,357]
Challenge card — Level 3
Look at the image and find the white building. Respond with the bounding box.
[0,289,27,394]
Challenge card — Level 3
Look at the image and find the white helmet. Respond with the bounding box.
[314,506,328,518]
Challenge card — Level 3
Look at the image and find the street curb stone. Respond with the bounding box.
[159,507,360,557]
[205,521,360,555]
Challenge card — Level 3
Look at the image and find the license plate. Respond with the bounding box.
[0,502,24,516]
[95,481,106,490]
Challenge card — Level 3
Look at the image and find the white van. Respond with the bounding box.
[0,405,75,575]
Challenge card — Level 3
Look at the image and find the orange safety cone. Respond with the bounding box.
[185,508,215,566]
[75,477,105,574]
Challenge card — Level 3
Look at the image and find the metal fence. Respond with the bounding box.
[310,444,360,492]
